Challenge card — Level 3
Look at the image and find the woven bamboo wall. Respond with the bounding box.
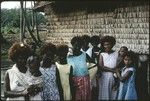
[43,1,149,54]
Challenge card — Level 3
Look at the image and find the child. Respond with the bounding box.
[39,42,63,101]
[117,46,128,69]
[4,43,32,100]
[90,35,103,100]
[90,35,104,63]
[27,55,43,100]
[81,35,92,57]
[56,44,73,100]
[116,51,137,100]
[67,36,91,100]
[113,46,128,90]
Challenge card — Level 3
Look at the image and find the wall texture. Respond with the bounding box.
[38,1,149,54]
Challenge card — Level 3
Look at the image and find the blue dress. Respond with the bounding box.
[117,67,137,100]
[67,52,89,76]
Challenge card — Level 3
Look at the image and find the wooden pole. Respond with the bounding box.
[22,1,26,38]
[20,0,24,42]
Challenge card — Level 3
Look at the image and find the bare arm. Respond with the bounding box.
[116,69,133,82]
[4,72,28,98]
[86,53,95,63]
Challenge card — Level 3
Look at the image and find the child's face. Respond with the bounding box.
[72,42,81,52]
[29,60,40,74]
[82,40,89,47]
[103,42,112,52]
[124,56,132,67]
[119,48,127,56]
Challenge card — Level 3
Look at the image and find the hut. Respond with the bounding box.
[35,0,149,100]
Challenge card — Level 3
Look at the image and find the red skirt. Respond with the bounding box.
[72,75,91,101]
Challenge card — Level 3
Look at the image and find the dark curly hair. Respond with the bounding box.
[81,35,91,43]
[8,43,31,62]
[123,50,137,66]
[101,36,116,46]
[56,44,68,57]
[40,42,56,56]
[71,36,83,46]
[123,51,136,61]
[90,35,101,45]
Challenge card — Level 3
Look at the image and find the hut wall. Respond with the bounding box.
[44,1,149,54]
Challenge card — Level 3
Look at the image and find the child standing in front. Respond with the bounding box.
[56,44,73,100]
[67,36,91,101]
[27,55,43,100]
[115,51,137,100]
[39,42,63,101]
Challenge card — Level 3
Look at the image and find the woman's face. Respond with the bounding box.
[103,42,112,52]
[16,55,27,68]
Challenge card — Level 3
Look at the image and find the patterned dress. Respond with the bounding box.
[55,62,72,100]
[40,65,60,101]
[67,52,91,100]
[98,51,118,100]
[117,67,137,100]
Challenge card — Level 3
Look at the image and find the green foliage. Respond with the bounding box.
[1,8,47,28]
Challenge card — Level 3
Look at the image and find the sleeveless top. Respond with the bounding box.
[6,64,30,101]
[67,52,89,76]
[40,65,60,100]
[55,62,72,100]
[100,51,118,69]
[118,67,137,100]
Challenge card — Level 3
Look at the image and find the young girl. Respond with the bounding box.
[90,35,104,63]
[98,36,118,100]
[56,44,73,100]
[113,46,128,90]
[27,55,43,100]
[4,43,33,100]
[90,35,103,100]
[116,51,137,100]
[117,46,128,69]
[67,36,91,100]
[81,35,92,57]
[39,42,63,101]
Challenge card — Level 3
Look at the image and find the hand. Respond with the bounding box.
[28,85,40,96]
[22,89,28,95]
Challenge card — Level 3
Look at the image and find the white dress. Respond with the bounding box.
[55,62,72,100]
[81,47,92,58]
[98,51,118,100]
[6,64,30,101]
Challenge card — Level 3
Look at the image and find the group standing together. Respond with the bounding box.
[4,35,137,100]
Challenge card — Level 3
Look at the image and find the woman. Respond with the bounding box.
[4,43,39,100]
[98,36,118,100]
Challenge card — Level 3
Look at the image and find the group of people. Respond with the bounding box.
[4,35,137,101]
